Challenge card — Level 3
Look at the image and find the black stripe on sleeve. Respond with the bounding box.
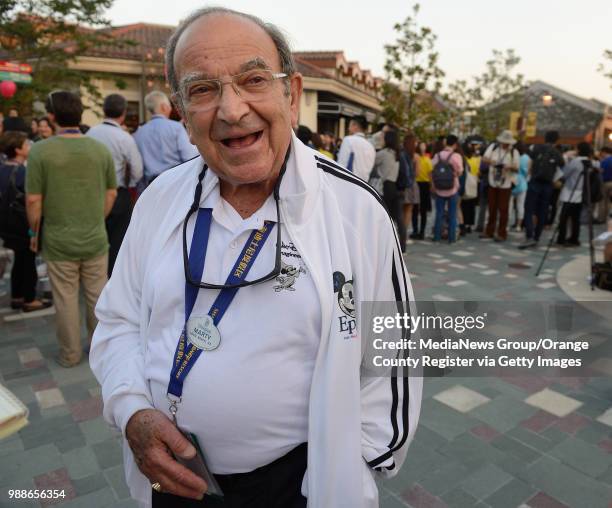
[316,155,412,462]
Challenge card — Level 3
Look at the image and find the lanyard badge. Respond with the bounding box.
[167,208,275,415]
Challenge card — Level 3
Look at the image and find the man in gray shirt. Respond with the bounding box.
[87,94,143,276]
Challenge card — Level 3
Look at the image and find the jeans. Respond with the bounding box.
[434,193,459,242]
[524,180,553,241]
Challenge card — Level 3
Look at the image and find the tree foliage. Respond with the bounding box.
[381,3,445,138]
[470,49,524,140]
[0,0,133,116]
[598,49,612,89]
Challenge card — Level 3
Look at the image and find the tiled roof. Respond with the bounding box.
[292,51,344,60]
[294,57,333,79]
[85,23,173,61]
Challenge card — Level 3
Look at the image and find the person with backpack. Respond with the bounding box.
[0,131,52,312]
[518,131,565,249]
[431,134,463,243]
[480,130,519,242]
[557,142,600,246]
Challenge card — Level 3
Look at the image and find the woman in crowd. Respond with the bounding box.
[35,117,55,141]
[0,132,52,312]
[312,132,334,160]
[401,133,420,240]
[511,141,530,231]
[460,143,480,235]
[411,141,432,239]
[373,130,406,251]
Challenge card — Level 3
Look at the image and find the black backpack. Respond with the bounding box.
[582,160,602,204]
[397,150,414,191]
[531,145,561,183]
[0,166,29,248]
[432,152,455,190]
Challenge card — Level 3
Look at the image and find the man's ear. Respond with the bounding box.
[289,72,303,130]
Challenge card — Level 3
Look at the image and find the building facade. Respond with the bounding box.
[70,24,383,135]
[516,81,611,147]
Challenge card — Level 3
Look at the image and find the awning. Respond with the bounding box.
[317,101,377,123]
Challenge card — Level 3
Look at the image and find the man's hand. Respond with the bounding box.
[29,236,38,253]
[125,409,207,499]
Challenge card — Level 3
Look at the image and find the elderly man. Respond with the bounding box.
[134,90,199,188]
[90,7,420,508]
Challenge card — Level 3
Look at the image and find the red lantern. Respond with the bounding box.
[0,80,17,98]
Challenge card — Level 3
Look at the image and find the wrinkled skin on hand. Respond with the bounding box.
[126,409,207,499]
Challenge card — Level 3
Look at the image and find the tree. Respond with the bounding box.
[598,49,612,89]
[381,3,445,138]
[0,0,133,116]
[441,79,481,137]
[470,49,524,140]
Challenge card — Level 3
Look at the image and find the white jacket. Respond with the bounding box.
[90,132,422,508]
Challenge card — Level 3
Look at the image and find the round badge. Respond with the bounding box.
[186,315,221,351]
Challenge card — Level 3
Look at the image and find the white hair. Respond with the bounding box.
[144,91,171,114]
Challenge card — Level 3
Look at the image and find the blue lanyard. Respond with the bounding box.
[167,208,275,399]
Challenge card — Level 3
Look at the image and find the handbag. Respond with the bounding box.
[368,167,384,196]
[464,171,478,199]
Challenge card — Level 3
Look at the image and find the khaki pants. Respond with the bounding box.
[47,253,108,364]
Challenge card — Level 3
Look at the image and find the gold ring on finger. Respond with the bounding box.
[151,482,162,493]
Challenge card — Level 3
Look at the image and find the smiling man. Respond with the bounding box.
[90,7,421,508]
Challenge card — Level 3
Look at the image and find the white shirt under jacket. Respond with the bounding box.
[90,131,422,508]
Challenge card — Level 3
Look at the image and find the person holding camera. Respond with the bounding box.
[480,130,519,242]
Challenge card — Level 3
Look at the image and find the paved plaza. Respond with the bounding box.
[1,225,611,508]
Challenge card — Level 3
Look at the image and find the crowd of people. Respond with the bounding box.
[298,118,612,252]
[0,90,196,367]
[1,95,612,367]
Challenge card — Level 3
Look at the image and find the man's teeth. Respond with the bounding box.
[226,132,258,148]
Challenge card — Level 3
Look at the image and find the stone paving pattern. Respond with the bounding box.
[1,226,611,507]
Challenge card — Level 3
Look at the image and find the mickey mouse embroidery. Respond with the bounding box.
[333,271,355,318]
[274,260,305,292]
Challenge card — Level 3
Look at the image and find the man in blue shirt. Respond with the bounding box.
[134,91,199,190]
[597,146,612,223]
